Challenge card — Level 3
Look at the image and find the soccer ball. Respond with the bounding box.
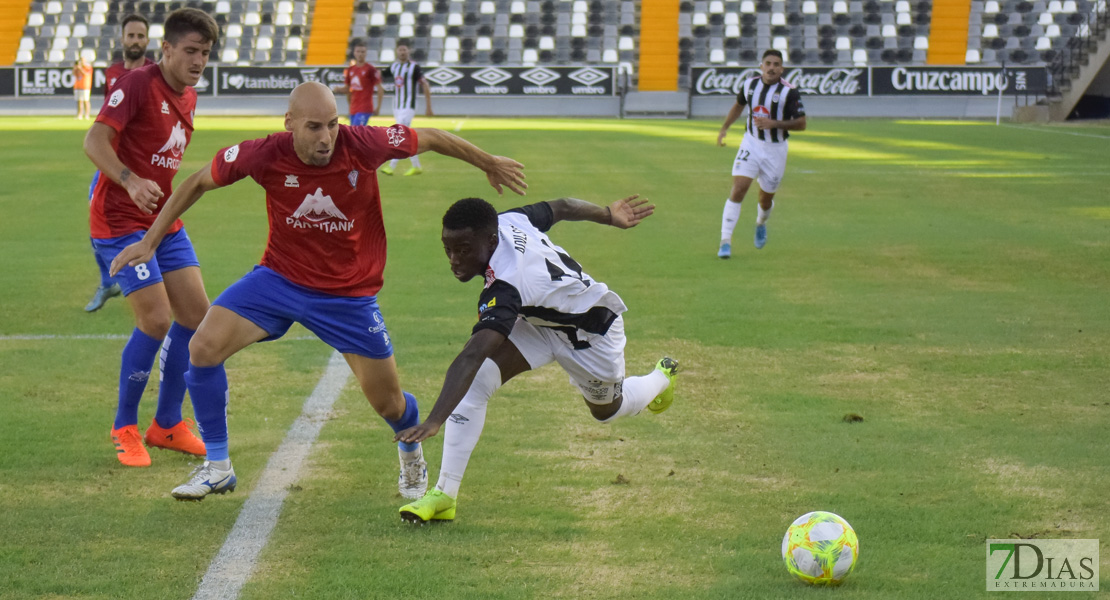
[781,511,859,585]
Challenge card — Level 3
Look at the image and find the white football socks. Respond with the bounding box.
[721,198,742,241]
[409,155,422,168]
[436,358,502,499]
[599,369,670,423]
[757,200,774,225]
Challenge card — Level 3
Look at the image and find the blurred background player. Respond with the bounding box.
[83,13,155,312]
[716,49,806,257]
[335,39,384,126]
[395,195,678,523]
[380,43,433,176]
[84,8,218,467]
[110,82,527,501]
[72,55,93,120]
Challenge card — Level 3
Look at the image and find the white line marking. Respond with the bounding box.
[453,119,466,132]
[191,351,350,600]
[1002,123,1110,140]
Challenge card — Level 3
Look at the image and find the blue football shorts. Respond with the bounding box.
[350,112,372,126]
[213,265,394,358]
[91,228,200,296]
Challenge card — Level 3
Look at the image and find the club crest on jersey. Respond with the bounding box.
[772,94,780,102]
[151,121,187,169]
[285,175,299,188]
[287,187,355,233]
[386,125,406,147]
[161,101,170,114]
[108,89,124,107]
[348,170,358,188]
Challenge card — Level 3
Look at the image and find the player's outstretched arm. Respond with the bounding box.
[109,164,221,276]
[394,328,507,444]
[547,195,655,229]
[717,103,745,146]
[414,128,526,196]
[84,122,163,214]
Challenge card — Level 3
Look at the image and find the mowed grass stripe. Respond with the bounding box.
[0,117,1106,599]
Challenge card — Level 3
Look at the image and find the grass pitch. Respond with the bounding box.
[0,116,1107,599]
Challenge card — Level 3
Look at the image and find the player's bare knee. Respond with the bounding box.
[136,314,172,340]
[366,390,406,420]
[187,332,224,367]
[587,397,621,422]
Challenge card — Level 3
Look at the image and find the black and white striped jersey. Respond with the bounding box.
[474,203,627,349]
[381,61,424,110]
[735,76,805,143]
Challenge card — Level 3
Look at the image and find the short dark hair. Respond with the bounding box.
[762,49,783,61]
[163,8,218,45]
[443,198,498,234]
[351,38,367,49]
[121,13,149,32]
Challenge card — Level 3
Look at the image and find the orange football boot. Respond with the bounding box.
[111,424,151,467]
[144,418,207,456]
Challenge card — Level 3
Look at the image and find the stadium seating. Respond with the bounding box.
[345,0,638,67]
[966,0,1098,65]
[7,0,1102,85]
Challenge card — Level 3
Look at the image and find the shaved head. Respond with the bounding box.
[286,82,341,166]
[288,81,337,119]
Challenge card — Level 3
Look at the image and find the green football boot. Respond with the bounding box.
[380,164,395,176]
[400,489,457,524]
[647,357,679,414]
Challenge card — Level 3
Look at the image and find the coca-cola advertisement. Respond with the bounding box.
[691,66,868,97]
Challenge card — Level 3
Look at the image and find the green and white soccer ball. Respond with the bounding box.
[781,511,859,585]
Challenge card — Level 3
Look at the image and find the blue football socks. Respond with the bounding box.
[386,392,421,452]
[114,328,161,429]
[154,322,196,429]
[185,363,230,462]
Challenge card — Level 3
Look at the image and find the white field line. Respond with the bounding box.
[192,350,351,600]
[1001,123,1110,140]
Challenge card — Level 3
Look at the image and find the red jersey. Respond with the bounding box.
[211,124,419,297]
[90,63,196,239]
[104,58,156,99]
[344,62,380,115]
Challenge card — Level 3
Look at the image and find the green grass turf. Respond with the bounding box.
[0,116,1107,599]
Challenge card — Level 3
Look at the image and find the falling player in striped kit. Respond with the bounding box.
[395,195,679,523]
[716,49,807,257]
[379,44,434,176]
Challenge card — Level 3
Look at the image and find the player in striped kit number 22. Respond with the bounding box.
[715,49,807,257]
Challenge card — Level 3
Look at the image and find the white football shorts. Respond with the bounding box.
[731,135,789,193]
[392,107,416,126]
[508,315,627,406]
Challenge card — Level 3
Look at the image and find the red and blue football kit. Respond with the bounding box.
[90,63,195,239]
[344,62,381,119]
[211,123,419,297]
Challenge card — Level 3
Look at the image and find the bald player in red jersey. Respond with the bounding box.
[111,81,527,501]
[84,8,219,468]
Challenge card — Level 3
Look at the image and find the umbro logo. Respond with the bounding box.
[448,414,470,425]
[161,101,170,114]
[285,175,299,187]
